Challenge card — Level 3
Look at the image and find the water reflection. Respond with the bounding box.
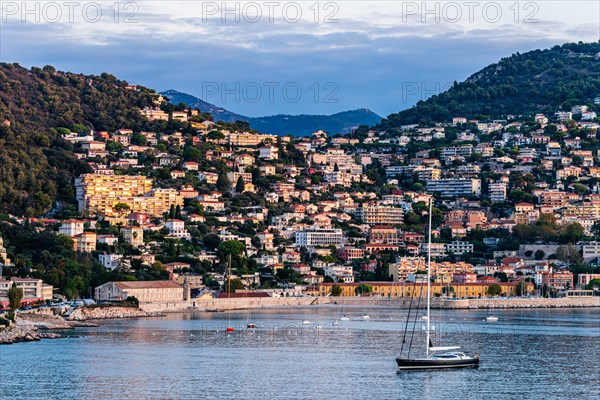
[1,307,598,400]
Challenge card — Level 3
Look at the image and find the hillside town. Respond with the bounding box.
[3,96,600,309]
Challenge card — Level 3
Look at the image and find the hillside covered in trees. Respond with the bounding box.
[378,42,600,129]
[0,64,163,216]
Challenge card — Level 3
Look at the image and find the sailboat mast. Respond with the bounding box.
[227,254,232,299]
[426,198,432,357]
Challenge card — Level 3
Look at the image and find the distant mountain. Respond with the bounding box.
[161,89,382,136]
[160,89,247,123]
[379,41,600,129]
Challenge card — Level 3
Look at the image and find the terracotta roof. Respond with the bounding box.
[114,281,182,289]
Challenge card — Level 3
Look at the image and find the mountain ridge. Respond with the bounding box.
[161,89,382,136]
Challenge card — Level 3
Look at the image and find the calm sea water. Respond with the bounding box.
[1,307,599,400]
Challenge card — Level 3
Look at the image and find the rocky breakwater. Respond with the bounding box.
[0,321,63,344]
[66,305,164,321]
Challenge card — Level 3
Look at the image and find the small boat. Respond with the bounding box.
[485,315,499,322]
[314,324,323,330]
[362,314,370,320]
[302,320,311,325]
[340,315,350,321]
[226,327,234,332]
[420,315,429,321]
[246,323,256,329]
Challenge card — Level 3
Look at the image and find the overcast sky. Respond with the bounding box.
[1,1,599,117]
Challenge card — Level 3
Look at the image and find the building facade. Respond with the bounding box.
[94,281,184,303]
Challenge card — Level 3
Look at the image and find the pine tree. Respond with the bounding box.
[217,172,230,192]
[236,176,245,193]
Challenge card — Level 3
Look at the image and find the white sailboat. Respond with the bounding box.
[396,199,479,370]
[340,298,350,321]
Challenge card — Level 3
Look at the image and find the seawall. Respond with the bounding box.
[138,296,600,313]
[323,296,600,309]
[139,297,317,313]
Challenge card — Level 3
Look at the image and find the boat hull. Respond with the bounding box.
[396,357,479,370]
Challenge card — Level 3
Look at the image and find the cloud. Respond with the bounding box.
[1,1,598,116]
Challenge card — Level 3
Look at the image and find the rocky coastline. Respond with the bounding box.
[1,305,162,344]
[0,324,63,344]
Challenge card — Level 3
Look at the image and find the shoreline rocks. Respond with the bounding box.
[66,306,164,321]
[0,325,64,344]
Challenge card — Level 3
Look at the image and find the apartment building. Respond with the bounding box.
[228,133,277,146]
[336,247,365,261]
[426,179,481,197]
[165,220,191,241]
[440,145,473,162]
[259,146,279,160]
[295,228,345,247]
[357,204,404,225]
[369,225,402,244]
[324,265,354,283]
[121,226,144,247]
[76,174,183,217]
[59,219,84,237]
[74,232,97,253]
[445,241,474,255]
[0,277,53,302]
[489,182,507,203]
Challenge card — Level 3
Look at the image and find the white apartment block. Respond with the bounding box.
[59,219,84,237]
[324,265,354,283]
[445,241,474,255]
[259,146,279,160]
[295,229,345,247]
[165,219,191,241]
[98,253,123,270]
[489,182,507,203]
[426,179,481,197]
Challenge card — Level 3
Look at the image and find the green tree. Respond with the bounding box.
[202,234,221,249]
[331,284,343,296]
[534,250,545,260]
[355,284,373,295]
[515,281,528,296]
[236,176,245,193]
[441,286,455,296]
[487,284,502,297]
[113,202,131,214]
[217,240,246,261]
[8,286,23,310]
[224,278,245,293]
[207,130,225,140]
[183,145,202,162]
[217,172,231,192]
[126,296,140,307]
[585,278,600,290]
[556,245,582,266]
